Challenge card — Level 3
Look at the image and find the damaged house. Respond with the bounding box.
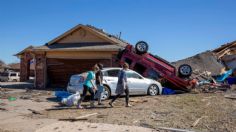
[172,41,236,76]
[16,24,128,89]
[212,41,236,69]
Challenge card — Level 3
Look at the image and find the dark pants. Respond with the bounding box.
[111,88,129,105]
[78,85,95,104]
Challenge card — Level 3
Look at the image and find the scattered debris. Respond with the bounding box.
[45,107,72,111]
[59,118,88,122]
[212,41,236,70]
[33,99,43,102]
[191,116,207,127]
[8,97,16,101]
[0,107,7,111]
[28,109,43,115]
[0,102,6,106]
[130,99,148,103]
[173,51,225,77]
[25,88,33,93]
[158,127,195,132]
[224,93,236,99]
[20,95,32,100]
[96,114,108,118]
[75,113,98,119]
[59,113,98,122]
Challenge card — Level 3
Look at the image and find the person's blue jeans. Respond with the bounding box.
[95,85,104,103]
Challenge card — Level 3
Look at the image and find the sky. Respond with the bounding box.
[0,0,236,64]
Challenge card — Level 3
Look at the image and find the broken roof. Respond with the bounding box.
[212,41,236,58]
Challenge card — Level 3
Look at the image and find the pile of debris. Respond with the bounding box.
[212,41,236,69]
[172,51,225,77]
[172,42,236,93]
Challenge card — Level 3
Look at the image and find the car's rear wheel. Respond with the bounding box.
[135,41,149,54]
[178,64,192,77]
[101,85,111,100]
[148,84,159,96]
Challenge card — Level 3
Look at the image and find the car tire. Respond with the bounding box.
[135,41,149,54]
[101,85,111,100]
[148,84,159,96]
[178,64,192,77]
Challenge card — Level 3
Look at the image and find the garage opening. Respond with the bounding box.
[47,58,111,88]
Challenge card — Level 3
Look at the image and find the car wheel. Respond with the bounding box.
[148,84,159,96]
[135,41,149,54]
[101,85,111,100]
[178,64,192,77]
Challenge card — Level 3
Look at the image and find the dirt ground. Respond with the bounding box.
[0,84,236,132]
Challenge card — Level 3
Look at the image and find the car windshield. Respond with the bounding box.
[10,73,17,76]
[127,71,142,79]
[105,69,120,77]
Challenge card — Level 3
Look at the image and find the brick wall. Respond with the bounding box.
[20,52,31,82]
[35,53,46,89]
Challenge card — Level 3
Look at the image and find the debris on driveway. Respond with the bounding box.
[35,121,156,132]
[130,99,148,103]
[0,107,7,111]
[59,113,98,122]
[8,96,17,101]
[191,116,207,127]
[28,109,43,115]
[224,93,236,99]
[172,51,225,76]
[158,127,195,132]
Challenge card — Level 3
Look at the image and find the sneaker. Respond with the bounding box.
[126,104,132,107]
[77,105,83,109]
[98,103,104,105]
[108,102,113,107]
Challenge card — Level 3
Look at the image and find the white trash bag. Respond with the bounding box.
[61,92,80,107]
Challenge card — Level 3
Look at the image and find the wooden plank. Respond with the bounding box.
[58,113,98,122]
[224,94,236,99]
[158,127,195,132]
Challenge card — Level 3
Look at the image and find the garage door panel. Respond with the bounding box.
[47,58,111,88]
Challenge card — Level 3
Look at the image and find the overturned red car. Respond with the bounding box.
[117,41,196,92]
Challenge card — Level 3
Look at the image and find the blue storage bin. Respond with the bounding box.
[162,87,176,95]
[54,91,72,100]
[227,77,236,85]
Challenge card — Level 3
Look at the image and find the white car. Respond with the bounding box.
[67,68,162,100]
[0,72,20,82]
